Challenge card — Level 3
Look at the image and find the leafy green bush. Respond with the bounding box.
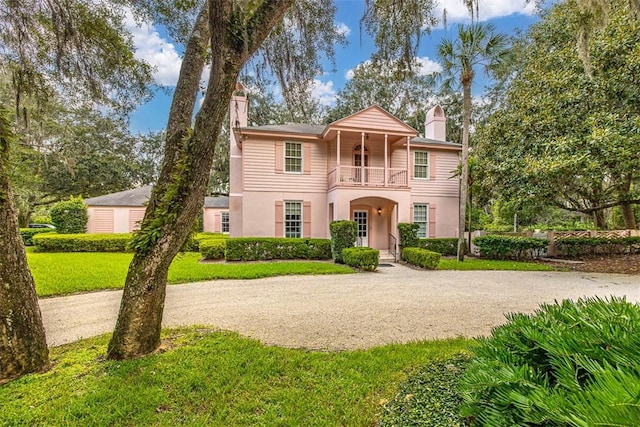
[556,236,640,258]
[330,220,357,263]
[225,238,331,261]
[50,197,88,234]
[461,297,640,426]
[20,228,54,246]
[342,247,379,271]
[402,247,441,270]
[199,239,226,260]
[473,235,547,260]
[33,233,132,252]
[398,222,420,249]
[417,238,458,256]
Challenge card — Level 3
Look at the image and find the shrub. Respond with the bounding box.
[20,228,54,246]
[33,233,132,252]
[329,220,357,263]
[556,236,640,258]
[398,222,419,249]
[417,238,458,256]
[473,235,547,260]
[460,297,640,426]
[200,239,226,260]
[402,247,441,270]
[225,238,331,261]
[342,247,379,271]
[50,196,88,234]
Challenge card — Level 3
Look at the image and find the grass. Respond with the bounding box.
[0,328,471,426]
[438,258,557,271]
[26,250,353,297]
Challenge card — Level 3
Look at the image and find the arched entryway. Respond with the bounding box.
[350,196,398,250]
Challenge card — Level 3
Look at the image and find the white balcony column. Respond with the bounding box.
[361,132,365,186]
[406,135,411,179]
[384,134,388,187]
[336,130,341,178]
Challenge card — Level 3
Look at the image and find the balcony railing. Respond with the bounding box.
[328,166,408,188]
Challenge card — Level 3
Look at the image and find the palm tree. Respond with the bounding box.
[437,22,511,261]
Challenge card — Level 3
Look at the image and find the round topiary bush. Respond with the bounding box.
[50,196,88,234]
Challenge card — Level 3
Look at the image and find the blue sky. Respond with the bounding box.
[128,0,539,134]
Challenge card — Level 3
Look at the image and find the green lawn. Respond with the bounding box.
[437,258,557,271]
[27,251,353,297]
[0,328,471,426]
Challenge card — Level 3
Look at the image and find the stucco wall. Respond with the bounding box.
[203,207,229,233]
[86,206,145,233]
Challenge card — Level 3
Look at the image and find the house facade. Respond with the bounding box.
[229,87,461,251]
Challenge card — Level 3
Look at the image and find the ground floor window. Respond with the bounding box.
[285,201,302,238]
[221,211,229,233]
[413,203,428,238]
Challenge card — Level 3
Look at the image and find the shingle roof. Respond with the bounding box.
[241,123,326,136]
[85,186,229,209]
[411,137,462,149]
[84,186,152,206]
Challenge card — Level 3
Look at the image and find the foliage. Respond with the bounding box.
[398,222,420,249]
[330,220,357,263]
[473,235,548,260]
[342,247,379,271]
[460,297,640,426]
[33,233,131,252]
[199,239,226,260]
[26,251,353,297]
[49,197,88,234]
[402,247,441,270]
[19,228,53,246]
[474,1,640,228]
[378,355,470,427]
[224,238,332,261]
[0,328,470,425]
[417,238,459,256]
[556,236,640,258]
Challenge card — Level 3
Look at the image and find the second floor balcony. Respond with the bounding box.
[328,165,408,189]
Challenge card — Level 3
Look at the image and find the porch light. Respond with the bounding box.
[377,207,382,216]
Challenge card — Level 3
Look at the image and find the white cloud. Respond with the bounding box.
[436,0,535,23]
[345,57,441,80]
[311,79,337,106]
[345,60,371,80]
[336,22,352,37]
[124,12,182,86]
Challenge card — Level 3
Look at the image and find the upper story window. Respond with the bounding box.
[221,211,229,233]
[284,201,302,238]
[285,142,302,173]
[413,204,428,238]
[414,151,429,179]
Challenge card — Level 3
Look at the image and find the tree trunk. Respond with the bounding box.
[0,107,48,381]
[619,174,637,229]
[457,80,472,261]
[107,0,292,360]
[593,209,607,229]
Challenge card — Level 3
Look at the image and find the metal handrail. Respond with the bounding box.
[388,233,397,261]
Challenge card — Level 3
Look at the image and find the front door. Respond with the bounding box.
[353,210,369,247]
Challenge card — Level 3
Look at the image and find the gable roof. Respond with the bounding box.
[325,105,418,136]
[241,123,325,136]
[85,186,229,208]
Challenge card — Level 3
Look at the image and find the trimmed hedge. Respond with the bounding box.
[225,238,332,261]
[473,235,547,260]
[417,238,458,256]
[20,228,54,246]
[461,297,640,426]
[329,220,357,263]
[33,233,132,252]
[50,196,87,234]
[342,247,379,271]
[398,223,420,249]
[402,247,441,270]
[199,239,226,260]
[556,236,640,258]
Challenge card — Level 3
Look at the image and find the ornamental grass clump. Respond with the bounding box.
[460,297,640,426]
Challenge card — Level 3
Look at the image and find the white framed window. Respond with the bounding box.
[414,151,429,179]
[413,204,428,238]
[285,142,303,173]
[284,201,302,238]
[221,211,229,233]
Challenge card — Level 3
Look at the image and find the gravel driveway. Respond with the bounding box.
[39,263,640,350]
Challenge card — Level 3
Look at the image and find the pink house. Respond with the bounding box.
[229,87,461,252]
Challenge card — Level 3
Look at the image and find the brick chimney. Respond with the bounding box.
[229,82,247,237]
